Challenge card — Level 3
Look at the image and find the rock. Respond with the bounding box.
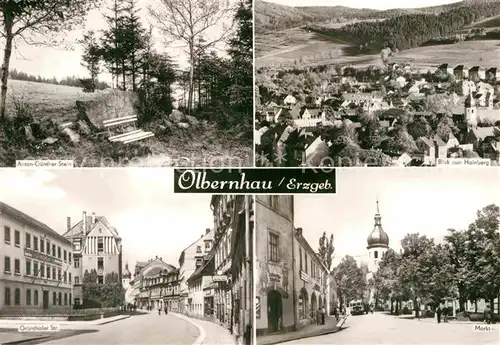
[42,137,58,145]
[77,120,92,135]
[185,115,199,126]
[23,126,35,142]
[157,125,167,133]
[60,122,73,130]
[62,128,80,143]
[169,109,186,123]
[163,119,175,129]
[177,122,190,129]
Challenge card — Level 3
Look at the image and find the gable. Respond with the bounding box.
[87,220,115,238]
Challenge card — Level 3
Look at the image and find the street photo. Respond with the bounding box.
[0,169,254,345]
[255,0,500,167]
[0,0,253,167]
[255,168,500,345]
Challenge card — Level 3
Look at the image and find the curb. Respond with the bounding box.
[96,315,131,326]
[1,335,50,345]
[170,313,206,345]
[261,328,342,345]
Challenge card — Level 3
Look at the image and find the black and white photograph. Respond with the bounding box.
[0,169,254,345]
[255,168,500,345]
[0,0,253,167]
[255,0,500,167]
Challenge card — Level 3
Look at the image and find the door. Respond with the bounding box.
[43,291,49,309]
[267,290,282,333]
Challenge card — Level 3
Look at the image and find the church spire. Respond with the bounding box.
[367,198,389,249]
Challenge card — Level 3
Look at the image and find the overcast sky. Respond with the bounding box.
[2,0,232,83]
[294,168,500,267]
[265,0,461,10]
[0,169,213,274]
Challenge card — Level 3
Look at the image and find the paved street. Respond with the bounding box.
[283,313,500,345]
[40,312,200,345]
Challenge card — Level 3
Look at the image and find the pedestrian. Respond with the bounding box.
[484,305,492,324]
[321,306,326,325]
[158,306,161,315]
[370,304,374,314]
[316,308,321,325]
[164,306,168,315]
[334,307,339,321]
[443,305,448,323]
[436,304,442,324]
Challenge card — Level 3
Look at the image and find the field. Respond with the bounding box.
[1,80,252,167]
[256,24,500,72]
[473,15,500,28]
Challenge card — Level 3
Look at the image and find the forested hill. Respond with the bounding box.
[255,0,463,33]
[308,2,500,52]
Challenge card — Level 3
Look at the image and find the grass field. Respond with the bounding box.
[1,80,252,167]
[473,15,500,28]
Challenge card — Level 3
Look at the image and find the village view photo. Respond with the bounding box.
[255,0,500,167]
[255,168,500,345]
[0,169,254,345]
[0,0,253,167]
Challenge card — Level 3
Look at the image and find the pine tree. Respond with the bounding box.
[122,0,146,91]
[80,30,102,92]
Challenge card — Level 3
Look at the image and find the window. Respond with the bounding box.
[33,262,38,277]
[64,250,67,261]
[40,264,45,278]
[268,232,279,262]
[69,273,72,284]
[305,254,308,274]
[14,230,20,247]
[58,269,61,281]
[46,266,51,279]
[26,289,31,305]
[205,241,211,250]
[52,268,56,281]
[52,244,56,257]
[195,258,202,267]
[69,253,72,263]
[57,246,61,259]
[25,233,31,248]
[52,292,56,305]
[74,258,80,268]
[4,226,11,244]
[33,236,38,251]
[269,196,279,210]
[64,293,68,306]
[64,272,67,283]
[4,256,11,273]
[196,246,201,253]
[98,276,103,284]
[97,238,104,253]
[14,259,20,275]
[374,251,378,259]
[34,290,39,305]
[75,276,79,285]
[73,240,81,251]
[40,238,44,253]
[4,287,11,305]
[25,260,31,276]
[58,292,62,305]
[14,288,20,305]
[46,240,50,254]
[69,294,72,305]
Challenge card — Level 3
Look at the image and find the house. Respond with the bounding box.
[468,66,485,82]
[468,126,500,150]
[393,152,412,167]
[305,96,322,108]
[444,133,460,150]
[456,80,476,96]
[416,136,447,166]
[486,67,500,82]
[292,108,326,128]
[283,95,297,106]
[481,137,500,162]
[453,65,468,81]
[438,63,454,76]
[304,137,329,166]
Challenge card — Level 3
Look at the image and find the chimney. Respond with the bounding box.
[92,212,96,224]
[82,211,87,233]
[155,255,158,259]
[206,228,210,235]
[296,227,303,236]
[67,217,71,231]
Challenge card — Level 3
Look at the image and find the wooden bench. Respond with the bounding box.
[103,116,154,144]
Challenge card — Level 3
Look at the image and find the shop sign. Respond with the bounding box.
[300,271,310,283]
[212,275,228,282]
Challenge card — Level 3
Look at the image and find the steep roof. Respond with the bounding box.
[0,201,70,244]
[63,215,119,239]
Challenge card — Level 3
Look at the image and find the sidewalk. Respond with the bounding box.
[171,312,237,345]
[258,316,340,345]
[398,314,492,324]
[0,314,130,330]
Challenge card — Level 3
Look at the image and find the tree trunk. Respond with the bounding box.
[474,300,478,313]
[122,60,126,91]
[188,41,194,116]
[390,299,394,314]
[131,53,136,92]
[0,20,14,119]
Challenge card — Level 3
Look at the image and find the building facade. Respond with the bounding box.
[178,228,214,314]
[256,195,295,336]
[0,202,76,315]
[63,211,123,306]
[164,268,180,312]
[211,195,234,330]
[294,227,330,329]
[186,254,215,318]
[230,195,254,345]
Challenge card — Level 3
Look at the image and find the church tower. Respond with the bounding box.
[465,90,477,127]
[122,262,132,289]
[366,199,389,275]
